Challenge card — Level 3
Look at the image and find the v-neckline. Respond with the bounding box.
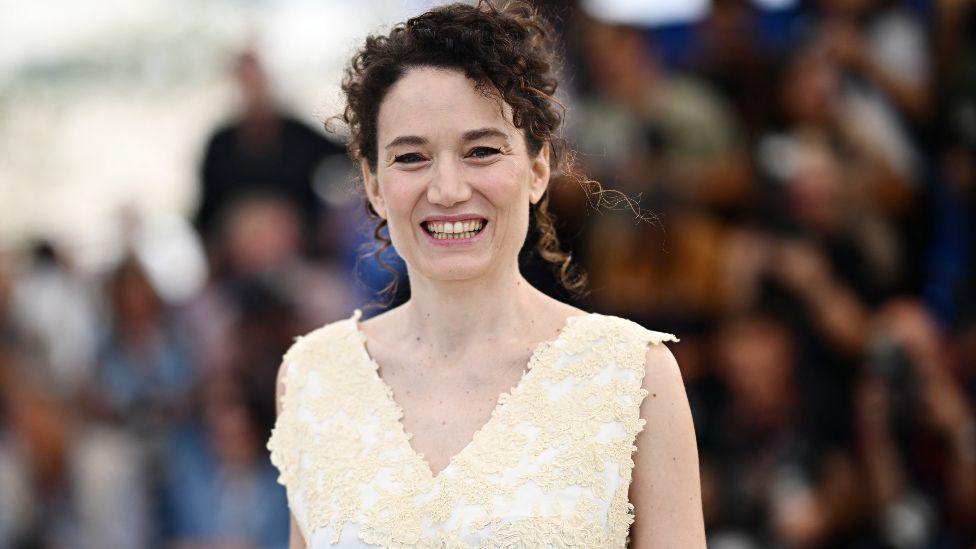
[349,309,591,482]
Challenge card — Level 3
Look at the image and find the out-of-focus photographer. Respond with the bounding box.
[856,299,976,547]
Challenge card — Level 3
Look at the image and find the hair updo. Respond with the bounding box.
[337,0,592,299]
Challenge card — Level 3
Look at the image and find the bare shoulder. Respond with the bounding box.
[536,295,588,328]
[628,341,707,548]
[356,304,408,344]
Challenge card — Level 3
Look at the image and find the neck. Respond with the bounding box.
[399,261,549,360]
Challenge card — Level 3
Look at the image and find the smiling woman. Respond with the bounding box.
[266,1,705,548]
[339,0,588,302]
[360,66,550,285]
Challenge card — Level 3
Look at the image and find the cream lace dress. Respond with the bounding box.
[267,309,678,548]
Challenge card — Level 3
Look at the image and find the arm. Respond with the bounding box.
[276,361,308,549]
[628,342,707,547]
[288,513,306,549]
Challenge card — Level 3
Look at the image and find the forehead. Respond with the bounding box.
[377,67,516,141]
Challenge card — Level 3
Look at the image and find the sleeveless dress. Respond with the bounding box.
[267,309,679,548]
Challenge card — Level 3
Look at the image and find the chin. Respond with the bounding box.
[419,258,493,282]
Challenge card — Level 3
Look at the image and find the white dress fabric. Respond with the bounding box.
[267,309,678,548]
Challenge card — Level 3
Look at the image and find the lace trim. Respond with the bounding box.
[267,310,678,547]
[352,308,593,482]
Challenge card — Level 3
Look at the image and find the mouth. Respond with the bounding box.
[420,218,488,240]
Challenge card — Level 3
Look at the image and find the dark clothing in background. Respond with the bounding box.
[195,115,345,247]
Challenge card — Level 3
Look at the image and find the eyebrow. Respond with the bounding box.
[461,127,510,143]
[384,135,427,150]
[383,127,510,150]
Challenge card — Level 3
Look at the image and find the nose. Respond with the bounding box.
[426,156,471,207]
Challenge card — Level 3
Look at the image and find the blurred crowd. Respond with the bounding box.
[1,0,975,547]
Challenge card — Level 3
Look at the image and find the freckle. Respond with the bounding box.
[441,420,446,426]
[416,337,420,342]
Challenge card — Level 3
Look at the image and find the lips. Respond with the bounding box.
[418,214,488,243]
[422,218,487,239]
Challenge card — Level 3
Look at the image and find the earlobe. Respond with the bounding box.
[360,159,387,219]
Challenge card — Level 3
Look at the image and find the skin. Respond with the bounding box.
[276,66,705,547]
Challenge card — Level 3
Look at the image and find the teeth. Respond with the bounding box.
[425,219,485,238]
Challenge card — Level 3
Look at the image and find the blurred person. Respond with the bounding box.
[760,40,917,306]
[83,254,195,432]
[565,17,754,327]
[855,299,976,547]
[6,241,100,399]
[693,0,780,146]
[217,195,355,325]
[815,0,931,124]
[195,49,346,256]
[0,344,74,547]
[702,312,863,548]
[181,195,355,378]
[724,229,871,439]
[779,0,930,195]
[267,2,705,547]
[567,18,752,214]
[226,275,307,439]
[180,194,356,462]
[75,253,196,548]
[161,371,288,549]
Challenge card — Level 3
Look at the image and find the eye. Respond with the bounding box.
[467,146,500,159]
[393,152,427,164]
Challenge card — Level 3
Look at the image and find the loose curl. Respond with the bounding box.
[336,0,633,304]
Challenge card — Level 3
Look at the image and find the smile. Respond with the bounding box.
[422,219,487,240]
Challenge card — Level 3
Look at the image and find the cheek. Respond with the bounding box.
[475,164,532,249]
[378,172,422,221]
[476,162,530,207]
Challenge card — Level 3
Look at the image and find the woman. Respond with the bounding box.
[267,2,705,547]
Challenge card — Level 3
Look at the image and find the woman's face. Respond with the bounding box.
[362,66,550,283]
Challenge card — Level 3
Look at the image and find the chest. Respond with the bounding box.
[366,345,535,475]
[269,315,652,547]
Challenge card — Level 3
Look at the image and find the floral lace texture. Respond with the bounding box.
[267,310,678,548]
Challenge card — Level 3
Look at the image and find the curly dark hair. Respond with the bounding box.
[337,0,604,302]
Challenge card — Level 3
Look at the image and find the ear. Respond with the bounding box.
[360,158,387,219]
[528,141,551,205]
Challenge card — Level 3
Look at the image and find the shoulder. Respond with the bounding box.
[623,322,706,545]
[583,312,680,350]
[600,314,682,399]
[274,310,362,415]
[284,309,362,361]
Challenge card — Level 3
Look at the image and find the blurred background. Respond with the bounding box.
[1,0,974,547]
